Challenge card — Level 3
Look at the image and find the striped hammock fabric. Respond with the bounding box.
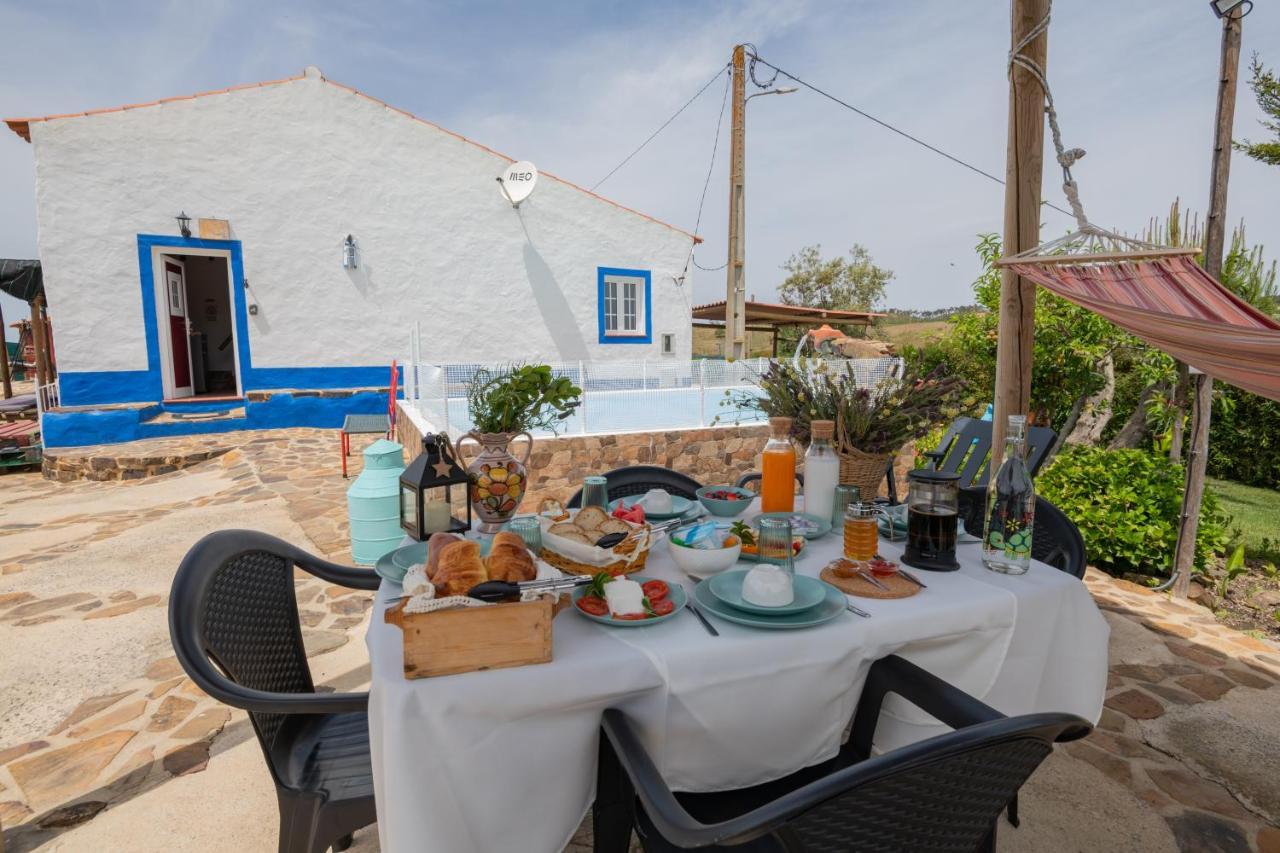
[1007,255,1280,402]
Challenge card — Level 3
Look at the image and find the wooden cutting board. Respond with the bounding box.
[820,564,919,600]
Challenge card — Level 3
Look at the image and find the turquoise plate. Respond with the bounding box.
[609,495,694,520]
[754,511,832,539]
[572,575,687,627]
[693,577,847,630]
[708,570,829,615]
[374,538,491,585]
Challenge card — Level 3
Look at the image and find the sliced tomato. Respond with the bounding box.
[576,595,609,616]
[641,580,670,603]
[614,613,649,620]
[649,598,675,616]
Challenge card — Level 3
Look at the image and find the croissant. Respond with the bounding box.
[432,540,488,597]
[484,532,536,583]
[426,531,463,579]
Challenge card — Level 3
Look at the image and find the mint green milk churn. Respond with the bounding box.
[346,439,406,565]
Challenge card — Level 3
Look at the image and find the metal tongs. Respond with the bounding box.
[465,575,592,602]
[592,515,704,549]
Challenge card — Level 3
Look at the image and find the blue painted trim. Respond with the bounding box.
[60,371,156,406]
[250,366,396,390]
[597,266,652,344]
[133,234,253,404]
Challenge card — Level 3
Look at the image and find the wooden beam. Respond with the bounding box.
[992,0,1049,461]
[30,294,48,390]
[1172,8,1243,600]
[0,297,11,400]
[994,247,1201,266]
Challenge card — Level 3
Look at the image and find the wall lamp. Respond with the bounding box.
[176,211,191,238]
[343,234,358,270]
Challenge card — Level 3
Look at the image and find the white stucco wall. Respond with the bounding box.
[28,69,695,384]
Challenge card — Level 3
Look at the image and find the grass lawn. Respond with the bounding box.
[1209,477,1280,560]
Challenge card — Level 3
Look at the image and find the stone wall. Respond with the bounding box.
[396,416,771,507]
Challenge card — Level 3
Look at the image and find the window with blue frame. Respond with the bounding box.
[597,267,652,344]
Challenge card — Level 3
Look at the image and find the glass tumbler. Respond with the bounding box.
[756,517,796,574]
[843,503,880,562]
[505,516,543,555]
[581,476,609,510]
[831,484,861,530]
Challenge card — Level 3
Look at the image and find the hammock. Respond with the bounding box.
[996,1,1280,402]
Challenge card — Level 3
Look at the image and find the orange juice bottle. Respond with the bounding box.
[760,417,797,513]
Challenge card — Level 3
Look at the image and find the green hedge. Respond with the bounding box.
[1208,385,1280,489]
[1038,446,1232,576]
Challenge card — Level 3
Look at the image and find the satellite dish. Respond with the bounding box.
[497,161,538,207]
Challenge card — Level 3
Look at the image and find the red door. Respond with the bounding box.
[163,258,193,397]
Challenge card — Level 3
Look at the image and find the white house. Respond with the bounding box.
[5,66,697,446]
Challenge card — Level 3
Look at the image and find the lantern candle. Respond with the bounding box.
[423,500,452,535]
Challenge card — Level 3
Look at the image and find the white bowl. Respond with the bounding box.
[667,538,742,578]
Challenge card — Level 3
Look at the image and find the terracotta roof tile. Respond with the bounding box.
[2,69,698,242]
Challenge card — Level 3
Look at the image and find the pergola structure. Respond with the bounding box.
[692,299,881,356]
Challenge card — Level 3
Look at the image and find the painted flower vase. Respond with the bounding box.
[457,431,533,533]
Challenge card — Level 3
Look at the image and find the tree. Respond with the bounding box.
[1234,53,1280,167]
[778,244,892,311]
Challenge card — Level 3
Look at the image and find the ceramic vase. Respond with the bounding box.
[457,431,533,533]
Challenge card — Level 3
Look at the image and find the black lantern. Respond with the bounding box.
[176,211,192,238]
[400,433,472,541]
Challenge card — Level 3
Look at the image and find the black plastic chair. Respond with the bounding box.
[958,487,1087,579]
[169,530,381,853]
[568,465,704,508]
[886,417,1058,504]
[593,654,1091,853]
[734,472,804,493]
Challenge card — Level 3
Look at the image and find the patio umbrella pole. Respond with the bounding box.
[1168,5,1243,599]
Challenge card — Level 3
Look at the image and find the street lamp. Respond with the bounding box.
[746,86,798,102]
[1208,0,1252,18]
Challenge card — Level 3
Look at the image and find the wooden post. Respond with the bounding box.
[0,297,11,399]
[723,44,747,361]
[1172,7,1243,599]
[30,294,48,390]
[991,0,1049,461]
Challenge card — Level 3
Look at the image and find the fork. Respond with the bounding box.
[845,602,871,618]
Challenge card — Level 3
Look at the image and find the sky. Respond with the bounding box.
[1,0,1278,343]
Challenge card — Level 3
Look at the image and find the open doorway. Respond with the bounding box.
[154,251,241,400]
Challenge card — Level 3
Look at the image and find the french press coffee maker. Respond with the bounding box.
[902,469,961,571]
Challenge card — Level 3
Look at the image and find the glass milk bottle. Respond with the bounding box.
[802,420,839,522]
[982,415,1036,574]
[760,417,797,513]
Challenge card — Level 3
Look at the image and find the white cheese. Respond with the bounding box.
[741,566,795,608]
[402,564,433,598]
[604,577,647,616]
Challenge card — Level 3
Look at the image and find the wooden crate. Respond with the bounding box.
[384,598,553,679]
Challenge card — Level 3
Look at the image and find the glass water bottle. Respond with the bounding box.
[982,415,1036,575]
[802,420,840,522]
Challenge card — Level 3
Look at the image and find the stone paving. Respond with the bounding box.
[0,427,1277,852]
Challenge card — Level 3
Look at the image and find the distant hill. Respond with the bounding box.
[878,306,982,325]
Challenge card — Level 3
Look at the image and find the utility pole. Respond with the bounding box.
[1173,4,1244,599]
[723,44,747,360]
[992,0,1049,461]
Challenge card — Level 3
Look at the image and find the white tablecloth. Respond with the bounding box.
[366,503,1108,853]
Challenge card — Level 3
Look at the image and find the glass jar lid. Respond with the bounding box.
[906,469,961,483]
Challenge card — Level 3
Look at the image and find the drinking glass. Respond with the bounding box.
[831,484,861,530]
[505,516,542,555]
[756,517,795,574]
[843,503,880,562]
[581,476,609,510]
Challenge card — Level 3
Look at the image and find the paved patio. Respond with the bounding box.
[0,428,1277,852]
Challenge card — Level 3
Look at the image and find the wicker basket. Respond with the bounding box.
[837,446,891,501]
[539,524,654,577]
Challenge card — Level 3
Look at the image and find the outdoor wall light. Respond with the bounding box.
[176,211,192,238]
[343,234,358,269]
[1209,0,1252,17]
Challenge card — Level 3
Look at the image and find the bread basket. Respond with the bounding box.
[538,511,654,577]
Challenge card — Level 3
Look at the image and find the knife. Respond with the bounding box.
[897,567,929,589]
[856,568,890,592]
[466,575,592,602]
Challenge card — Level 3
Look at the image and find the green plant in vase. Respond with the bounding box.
[459,364,582,532]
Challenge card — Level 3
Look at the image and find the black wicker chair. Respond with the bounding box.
[593,655,1091,853]
[958,487,1087,579]
[169,530,381,853]
[568,465,703,508]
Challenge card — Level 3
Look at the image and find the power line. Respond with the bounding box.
[747,53,1077,220]
[682,70,733,279]
[591,64,731,192]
